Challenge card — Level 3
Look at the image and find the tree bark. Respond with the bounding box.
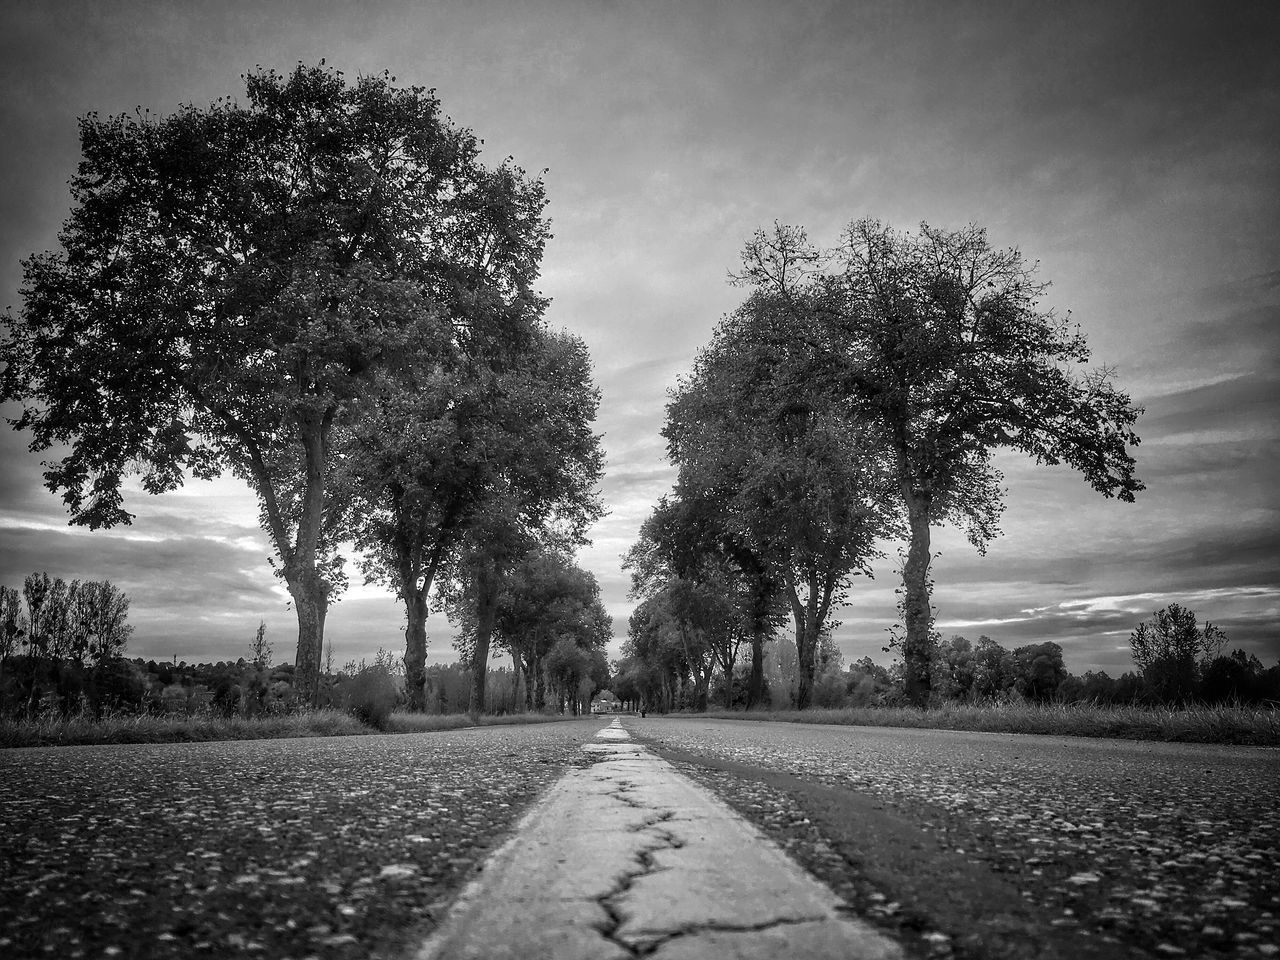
[468,596,496,717]
[902,488,934,707]
[534,648,546,710]
[403,591,429,711]
[286,410,332,707]
[795,617,819,710]
[466,563,499,717]
[747,628,765,707]
[288,570,326,706]
[511,651,521,713]
[522,648,535,711]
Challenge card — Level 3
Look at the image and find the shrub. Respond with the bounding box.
[342,668,399,730]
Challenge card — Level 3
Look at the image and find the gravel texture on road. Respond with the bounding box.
[626,716,1279,960]
[0,719,604,960]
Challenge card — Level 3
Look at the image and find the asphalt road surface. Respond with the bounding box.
[3,717,1276,960]
[0,720,604,959]
[626,716,1279,960]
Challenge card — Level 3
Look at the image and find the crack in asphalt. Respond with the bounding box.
[627,809,676,834]
[591,770,828,958]
[633,915,833,956]
[593,774,686,958]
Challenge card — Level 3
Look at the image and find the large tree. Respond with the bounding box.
[664,293,898,709]
[335,186,555,711]
[444,329,605,714]
[738,220,1143,705]
[1,64,524,702]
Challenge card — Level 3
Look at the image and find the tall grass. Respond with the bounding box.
[694,701,1280,746]
[0,708,370,749]
[0,707,588,749]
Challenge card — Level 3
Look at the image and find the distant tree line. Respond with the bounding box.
[0,573,133,716]
[1,63,606,712]
[611,603,1277,712]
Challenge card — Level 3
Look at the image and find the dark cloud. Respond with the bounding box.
[0,525,277,605]
[1138,370,1280,439]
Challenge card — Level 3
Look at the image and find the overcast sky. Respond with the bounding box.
[1,0,1276,674]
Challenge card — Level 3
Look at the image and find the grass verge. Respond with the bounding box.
[690,701,1280,746]
[0,708,587,749]
[383,711,584,734]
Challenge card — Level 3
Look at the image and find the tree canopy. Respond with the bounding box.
[2,63,555,701]
[734,219,1143,704]
[658,289,899,708]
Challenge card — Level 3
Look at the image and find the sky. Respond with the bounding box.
[0,0,1277,675]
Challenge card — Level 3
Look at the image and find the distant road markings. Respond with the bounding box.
[416,718,902,959]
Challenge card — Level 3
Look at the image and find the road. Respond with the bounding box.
[626,716,1279,960]
[0,721,603,959]
[2,717,1275,960]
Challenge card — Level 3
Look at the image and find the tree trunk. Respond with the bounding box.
[902,489,934,707]
[468,566,499,717]
[534,650,546,710]
[511,651,521,713]
[280,410,333,707]
[522,650,535,711]
[469,620,493,717]
[747,625,765,708]
[403,591,429,711]
[288,570,327,707]
[795,618,819,710]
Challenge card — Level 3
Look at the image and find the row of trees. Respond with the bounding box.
[624,220,1143,708]
[1,63,606,710]
[0,573,134,715]
[613,625,1277,713]
[448,545,612,713]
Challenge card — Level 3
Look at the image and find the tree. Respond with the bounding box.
[737,220,1143,705]
[1,63,529,703]
[353,327,602,712]
[0,586,24,697]
[451,548,610,711]
[249,620,271,668]
[1200,649,1267,704]
[930,634,977,702]
[77,580,133,668]
[545,637,592,715]
[337,169,555,711]
[971,636,1015,700]
[623,497,766,710]
[622,590,715,712]
[642,490,785,709]
[1129,603,1227,703]
[1010,641,1067,702]
[664,292,899,709]
[443,330,604,715]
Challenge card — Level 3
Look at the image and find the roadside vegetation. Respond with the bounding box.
[0,604,600,748]
[694,702,1280,747]
[613,606,1279,746]
[0,706,580,750]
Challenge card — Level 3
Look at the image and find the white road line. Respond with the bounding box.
[416,719,902,960]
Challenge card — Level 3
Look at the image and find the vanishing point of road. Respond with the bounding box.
[1,716,1275,959]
